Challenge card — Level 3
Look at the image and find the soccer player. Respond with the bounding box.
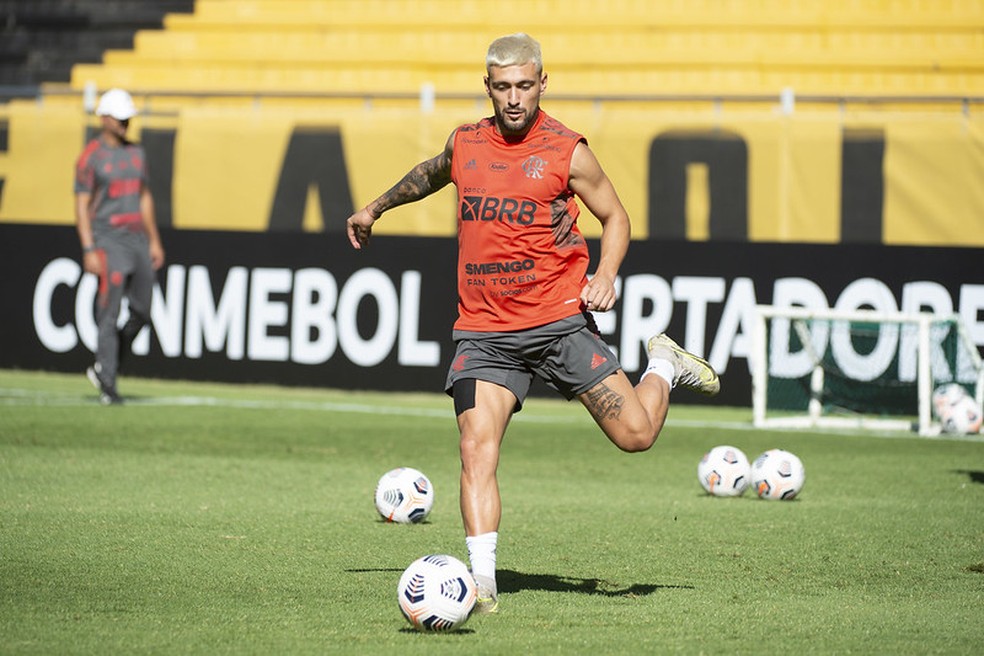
[75,88,165,405]
[345,33,719,613]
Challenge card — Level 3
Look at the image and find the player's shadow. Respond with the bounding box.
[497,568,693,598]
[954,470,984,485]
[342,567,693,598]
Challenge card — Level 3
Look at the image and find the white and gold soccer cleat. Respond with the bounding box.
[647,333,720,396]
[472,573,499,614]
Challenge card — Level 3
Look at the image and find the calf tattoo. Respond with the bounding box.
[585,383,624,420]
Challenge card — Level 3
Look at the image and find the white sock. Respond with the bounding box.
[465,531,498,582]
[641,358,675,388]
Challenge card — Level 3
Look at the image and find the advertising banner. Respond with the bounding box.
[2,224,981,407]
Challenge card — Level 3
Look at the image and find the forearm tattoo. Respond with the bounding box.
[585,383,624,421]
[375,152,452,214]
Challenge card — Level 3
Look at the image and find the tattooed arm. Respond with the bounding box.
[347,130,455,250]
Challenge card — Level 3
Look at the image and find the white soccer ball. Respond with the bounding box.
[397,554,477,632]
[933,383,983,435]
[751,449,806,501]
[942,395,983,435]
[697,445,751,497]
[933,383,969,419]
[374,467,434,523]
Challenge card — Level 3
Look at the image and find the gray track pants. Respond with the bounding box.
[94,240,154,385]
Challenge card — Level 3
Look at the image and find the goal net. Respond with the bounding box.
[752,307,983,436]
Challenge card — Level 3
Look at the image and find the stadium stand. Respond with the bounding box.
[2,0,981,107]
[56,0,984,105]
[0,0,195,98]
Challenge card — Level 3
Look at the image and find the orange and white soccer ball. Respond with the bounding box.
[697,445,752,497]
[374,467,434,523]
[751,449,806,501]
[397,554,477,632]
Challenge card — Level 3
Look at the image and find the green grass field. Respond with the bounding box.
[1,369,982,655]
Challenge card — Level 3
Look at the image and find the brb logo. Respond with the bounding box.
[460,196,536,225]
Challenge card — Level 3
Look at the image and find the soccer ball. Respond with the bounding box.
[933,383,983,435]
[751,449,805,501]
[942,395,983,434]
[374,467,434,523]
[397,554,477,632]
[697,445,751,497]
[933,383,969,420]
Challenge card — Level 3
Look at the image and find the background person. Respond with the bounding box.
[75,88,165,405]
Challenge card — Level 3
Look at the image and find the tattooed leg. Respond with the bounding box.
[578,370,668,452]
[583,383,625,421]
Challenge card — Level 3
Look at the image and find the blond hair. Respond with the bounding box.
[486,33,543,74]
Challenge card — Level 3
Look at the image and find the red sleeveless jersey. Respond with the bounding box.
[451,110,589,331]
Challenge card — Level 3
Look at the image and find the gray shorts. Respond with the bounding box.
[444,313,622,411]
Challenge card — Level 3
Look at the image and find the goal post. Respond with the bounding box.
[752,306,983,436]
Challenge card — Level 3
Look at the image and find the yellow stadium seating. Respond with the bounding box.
[68,0,984,103]
[120,29,981,69]
[169,0,983,30]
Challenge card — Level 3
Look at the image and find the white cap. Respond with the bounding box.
[95,88,138,120]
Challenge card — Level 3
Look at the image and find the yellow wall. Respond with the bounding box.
[1,100,981,246]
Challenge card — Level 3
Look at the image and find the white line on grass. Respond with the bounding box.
[2,387,982,442]
[0,386,738,428]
